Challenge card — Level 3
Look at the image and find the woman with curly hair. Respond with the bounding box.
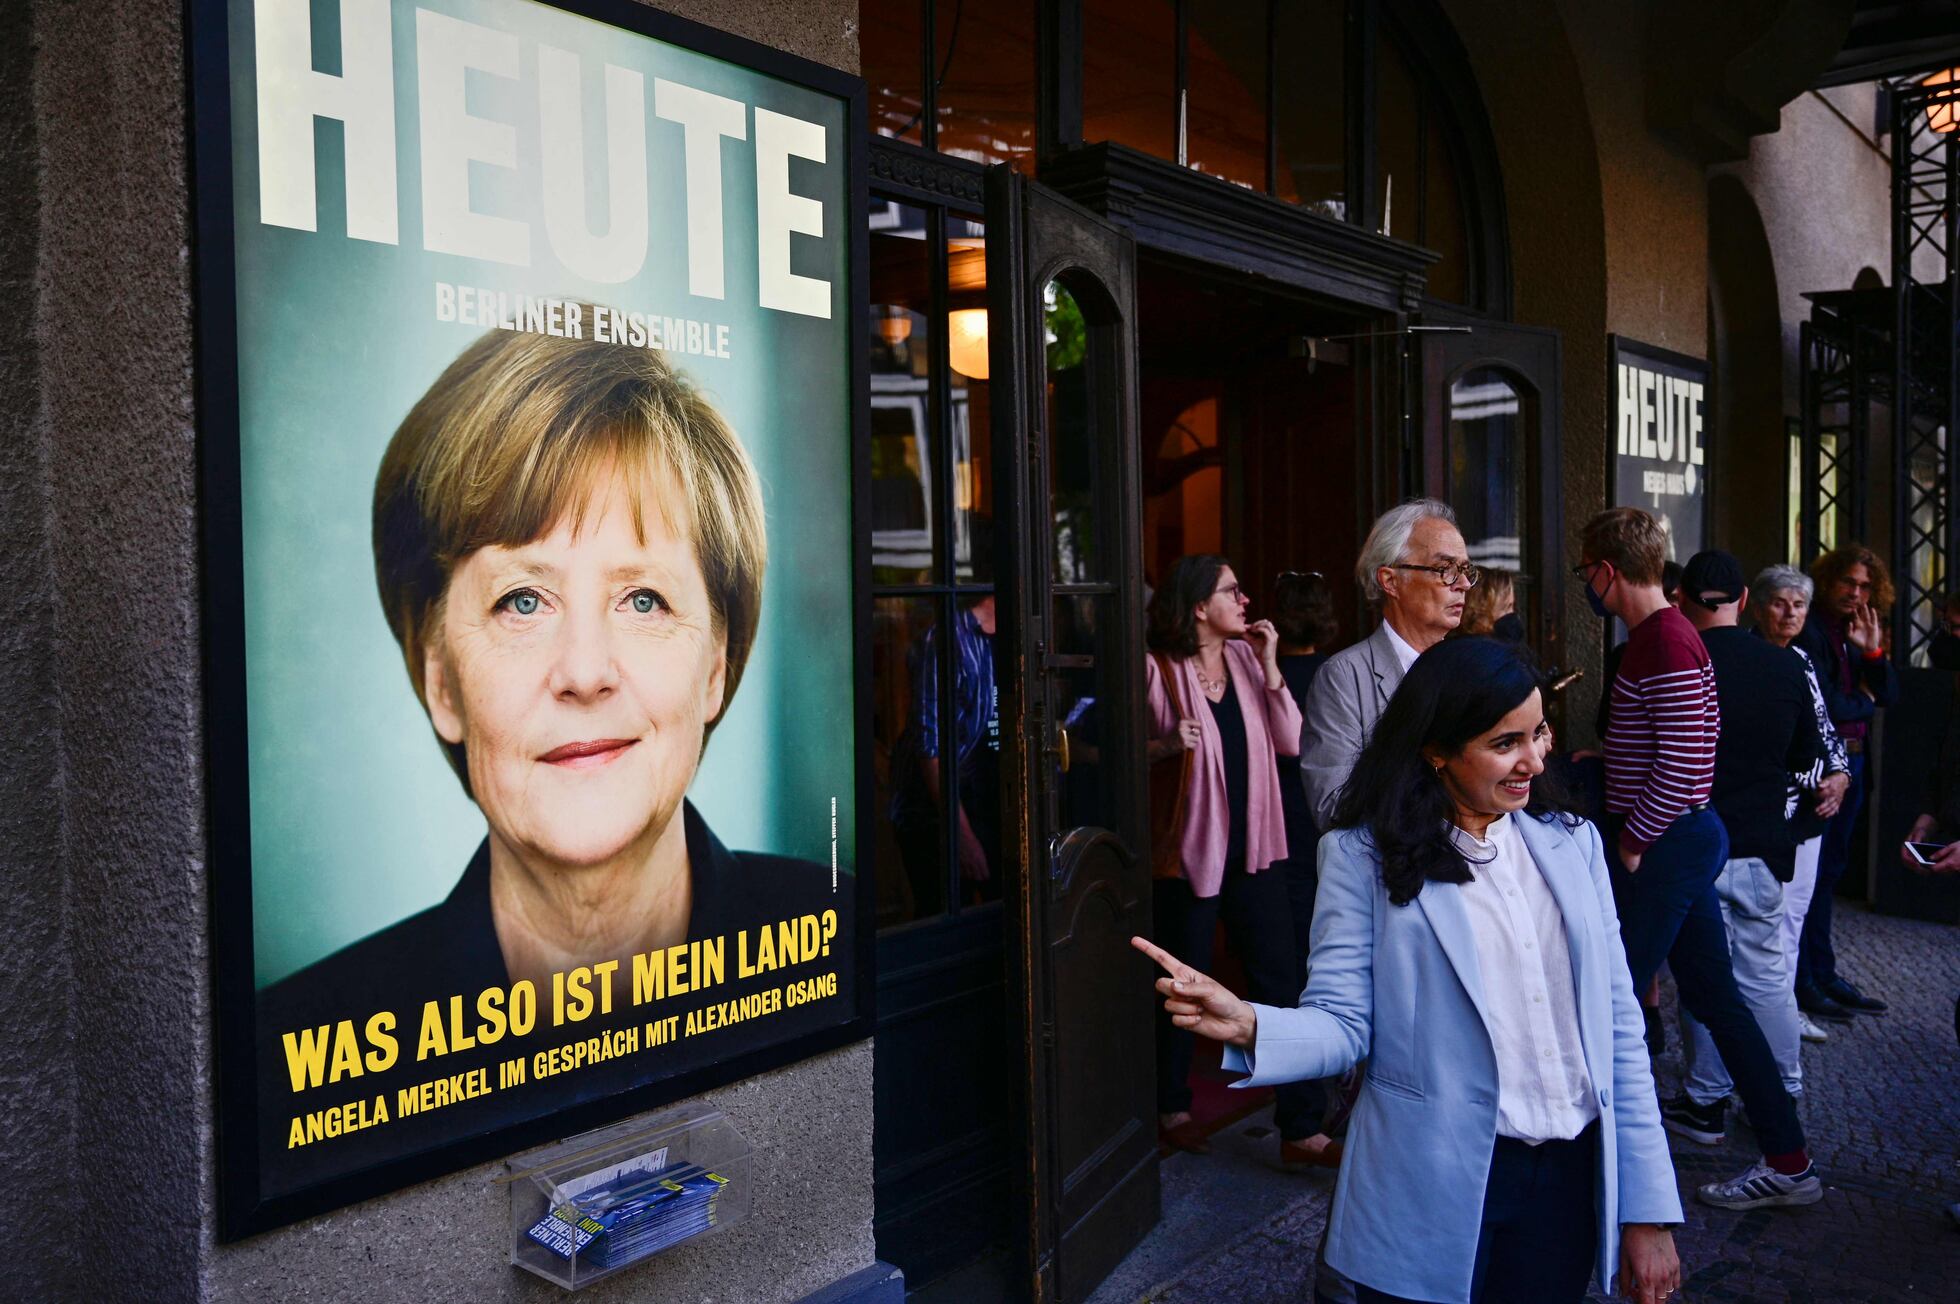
[1793,544,1900,1020]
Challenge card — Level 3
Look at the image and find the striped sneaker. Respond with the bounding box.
[1697,1161,1823,1210]
[1660,1094,1726,1145]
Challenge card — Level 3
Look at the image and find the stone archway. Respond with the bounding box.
[1437,0,1613,727]
[1709,173,1788,570]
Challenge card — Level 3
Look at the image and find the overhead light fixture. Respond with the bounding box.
[1925,67,1958,133]
[948,308,989,379]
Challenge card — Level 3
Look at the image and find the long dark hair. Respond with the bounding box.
[1146,554,1228,657]
[1331,637,1579,905]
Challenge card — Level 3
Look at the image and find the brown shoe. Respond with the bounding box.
[1158,1112,1211,1155]
[1280,1134,1343,1169]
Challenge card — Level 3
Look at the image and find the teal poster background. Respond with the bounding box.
[226,0,858,988]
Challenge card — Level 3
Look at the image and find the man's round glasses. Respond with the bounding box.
[1390,563,1481,588]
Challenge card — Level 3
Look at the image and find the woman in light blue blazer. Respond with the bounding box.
[1136,637,1684,1304]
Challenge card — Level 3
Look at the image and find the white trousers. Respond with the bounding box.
[1779,834,1823,964]
[1680,856,1803,1105]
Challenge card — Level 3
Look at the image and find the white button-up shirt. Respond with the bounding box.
[1451,814,1599,1144]
[1382,619,1422,675]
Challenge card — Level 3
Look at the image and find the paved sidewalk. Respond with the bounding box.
[1090,901,1960,1303]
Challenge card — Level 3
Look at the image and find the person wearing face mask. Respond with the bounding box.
[1585,560,1681,1059]
[1575,510,1822,1211]
[1593,561,1683,743]
[1133,638,1683,1304]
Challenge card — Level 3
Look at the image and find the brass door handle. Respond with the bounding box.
[1050,726,1071,774]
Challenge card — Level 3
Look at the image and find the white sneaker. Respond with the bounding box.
[1798,1012,1829,1043]
[1697,1161,1824,1210]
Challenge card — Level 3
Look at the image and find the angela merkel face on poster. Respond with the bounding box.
[371,325,768,989]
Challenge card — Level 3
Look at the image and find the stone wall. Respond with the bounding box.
[0,1,875,1299]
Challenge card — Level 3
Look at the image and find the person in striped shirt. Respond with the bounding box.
[1575,508,1821,1212]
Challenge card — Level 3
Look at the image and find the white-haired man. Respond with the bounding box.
[1301,497,1473,827]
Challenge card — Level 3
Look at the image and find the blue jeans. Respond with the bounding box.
[1798,751,1865,991]
[1610,808,1806,1157]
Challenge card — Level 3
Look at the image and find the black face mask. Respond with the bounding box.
[1491,612,1527,644]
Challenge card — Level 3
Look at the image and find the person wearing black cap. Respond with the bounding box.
[1665,550,1826,1148]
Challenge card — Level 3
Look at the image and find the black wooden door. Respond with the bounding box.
[985,165,1159,1304]
[1416,313,1566,677]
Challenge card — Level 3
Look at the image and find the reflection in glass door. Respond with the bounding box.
[1447,366,1527,634]
[1419,318,1561,679]
[1042,281,1122,840]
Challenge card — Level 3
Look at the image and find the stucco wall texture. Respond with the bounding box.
[1723,85,1899,415]
[1444,0,1720,742]
[1443,0,1613,738]
[3,1,873,1300]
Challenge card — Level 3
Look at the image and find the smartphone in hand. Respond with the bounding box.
[1904,841,1949,867]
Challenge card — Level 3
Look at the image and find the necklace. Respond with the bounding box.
[1195,661,1228,698]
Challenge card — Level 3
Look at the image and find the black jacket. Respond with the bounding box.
[1701,626,1825,879]
[1794,612,1900,727]
[254,802,843,1198]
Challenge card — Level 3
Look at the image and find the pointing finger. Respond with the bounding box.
[1130,936,1191,980]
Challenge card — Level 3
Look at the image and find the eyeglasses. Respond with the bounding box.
[1275,570,1325,584]
[1571,561,1607,582]
[1391,563,1481,588]
[1212,583,1244,600]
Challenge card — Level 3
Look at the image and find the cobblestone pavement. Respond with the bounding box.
[1103,902,1960,1303]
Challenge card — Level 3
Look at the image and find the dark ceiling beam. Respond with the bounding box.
[1646,0,1857,163]
[1815,1,1960,87]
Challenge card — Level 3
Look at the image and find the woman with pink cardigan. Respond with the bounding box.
[1146,554,1324,1163]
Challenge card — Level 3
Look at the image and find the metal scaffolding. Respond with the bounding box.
[1797,71,1959,666]
[1890,71,1960,666]
[1798,311,1872,558]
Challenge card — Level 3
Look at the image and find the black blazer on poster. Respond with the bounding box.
[254,801,836,1196]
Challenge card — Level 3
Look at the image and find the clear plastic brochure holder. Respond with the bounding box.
[504,1105,753,1289]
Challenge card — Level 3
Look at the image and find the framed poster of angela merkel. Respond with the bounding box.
[189,0,870,1237]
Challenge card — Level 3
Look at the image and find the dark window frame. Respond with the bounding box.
[868,0,1509,315]
[867,159,1002,933]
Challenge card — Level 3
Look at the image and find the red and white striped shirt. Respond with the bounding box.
[1604,606,1720,853]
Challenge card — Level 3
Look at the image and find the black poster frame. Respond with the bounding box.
[1606,334,1713,559]
[187,0,874,1240]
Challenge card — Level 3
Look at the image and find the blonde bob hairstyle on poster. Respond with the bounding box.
[372,326,767,794]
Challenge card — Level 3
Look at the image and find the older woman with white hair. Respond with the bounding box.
[1752,564,1852,1043]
